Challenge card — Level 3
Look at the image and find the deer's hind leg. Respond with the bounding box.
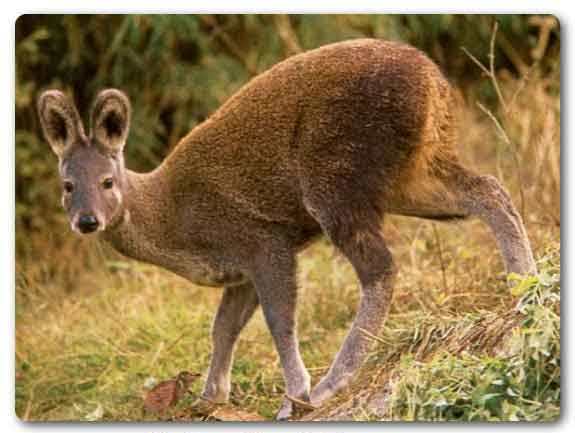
[394,162,537,276]
[301,183,397,406]
[457,171,536,275]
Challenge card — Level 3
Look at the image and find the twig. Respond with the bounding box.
[284,394,317,411]
[409,222,426,275]
[431,223,449,295]
[273,15,302,56]
[165,328,190,353]
[462,22,527,219]
[488,21,508,114]
[477,102,526,218]
[23,382,36,421]
[528,16,558,61]
[507,64,534,114]
[357,327,388,346]
[148,341,165,369]
[460,47,490,77]
[460,23,507,113]
[496,30,529,76]
[476,103,511,147]
[200,15,258,76]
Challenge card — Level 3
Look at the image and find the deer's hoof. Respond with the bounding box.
[190,397,223,417]
[276,394,317,420]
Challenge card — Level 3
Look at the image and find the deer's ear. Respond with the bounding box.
[37,90,86,158]
[90,89,131,155]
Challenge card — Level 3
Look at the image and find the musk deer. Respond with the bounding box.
[37,39,536,419]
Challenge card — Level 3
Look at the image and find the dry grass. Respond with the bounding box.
[15,65,560,421]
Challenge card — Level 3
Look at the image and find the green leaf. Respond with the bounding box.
[509,275,539,297]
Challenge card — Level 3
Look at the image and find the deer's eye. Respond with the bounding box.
[102,178,114,189]
[63,181,74,193]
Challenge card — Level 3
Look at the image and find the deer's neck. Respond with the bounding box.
[102,166,173,260]
[101,164,247,287]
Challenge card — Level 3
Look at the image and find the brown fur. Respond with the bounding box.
[37,39,536,419]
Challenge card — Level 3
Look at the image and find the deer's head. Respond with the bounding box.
[37,89,131,234]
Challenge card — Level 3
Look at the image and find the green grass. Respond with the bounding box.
[385,252,560,422]
[15,238,356,421]
[15,220,560,421]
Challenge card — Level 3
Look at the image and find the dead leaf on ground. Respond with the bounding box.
[143,371,200,414]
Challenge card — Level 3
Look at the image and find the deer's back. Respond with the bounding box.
[162,39,457,229]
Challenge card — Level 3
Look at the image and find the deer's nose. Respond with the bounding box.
[78,215,99,233]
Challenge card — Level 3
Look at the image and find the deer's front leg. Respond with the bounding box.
[199,282,259,406]
[251,246,310,420]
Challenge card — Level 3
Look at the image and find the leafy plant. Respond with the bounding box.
[386,250,560,422]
